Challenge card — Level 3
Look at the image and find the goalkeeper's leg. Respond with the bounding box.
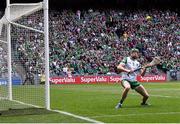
[115,80,131,109]
[135,85,150,105]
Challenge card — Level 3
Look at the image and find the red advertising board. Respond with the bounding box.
[50,75,166,84]
[137,75,167,82]
[108,76,122,83]
[50,76,111,84]
[80,76,109,84]
[50,77,77,84]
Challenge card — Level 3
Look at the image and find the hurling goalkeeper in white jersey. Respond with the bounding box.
[115,48,150,109]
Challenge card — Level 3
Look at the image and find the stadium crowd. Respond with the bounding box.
[4,9,180,76]
[50,9,179,76]
[0,11,8,78]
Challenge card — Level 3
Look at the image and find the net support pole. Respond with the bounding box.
[44,0,50,110]
[7,0,12,100]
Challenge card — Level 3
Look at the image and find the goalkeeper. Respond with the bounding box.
[115,48,150,109]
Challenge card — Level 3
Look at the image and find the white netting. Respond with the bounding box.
[0,19,8,101]
[0,2,42,35]
[0,3,46,112]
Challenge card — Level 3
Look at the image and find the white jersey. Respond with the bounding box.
[120,57,141,81]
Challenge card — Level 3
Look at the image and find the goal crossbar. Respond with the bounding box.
[9,2,42,22]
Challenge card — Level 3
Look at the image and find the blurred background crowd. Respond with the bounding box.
[6,8,179,77]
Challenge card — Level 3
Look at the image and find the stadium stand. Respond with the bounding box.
[1,9,180,76]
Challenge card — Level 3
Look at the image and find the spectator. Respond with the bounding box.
[5,9,179,76]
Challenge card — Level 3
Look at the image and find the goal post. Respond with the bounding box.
[44,0,50,110]
[0,0,50,112]
[7,0,12,101]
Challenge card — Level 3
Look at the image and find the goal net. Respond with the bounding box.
[0,2,49,115]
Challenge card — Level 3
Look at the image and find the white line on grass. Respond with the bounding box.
[149,89,180,91]
[52,109,104,124]
[11,99,43,108]
[90,112,180,118]
[0,97,8,100]
[150,94,180,98]
[131,93,180,99]
[1,98,104,123]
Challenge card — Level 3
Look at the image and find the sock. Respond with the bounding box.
[142,101,146,104]
[119,99,123,104]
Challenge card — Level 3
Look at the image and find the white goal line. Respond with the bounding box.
[52,109,104,124]
[0,98,104,123]
[0,96,8,100]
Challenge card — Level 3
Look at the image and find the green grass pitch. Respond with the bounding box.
[0,81,180,123]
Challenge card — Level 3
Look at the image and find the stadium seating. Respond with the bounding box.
[3,9,179,76]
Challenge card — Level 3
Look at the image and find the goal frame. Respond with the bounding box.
[5,0,50,110]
